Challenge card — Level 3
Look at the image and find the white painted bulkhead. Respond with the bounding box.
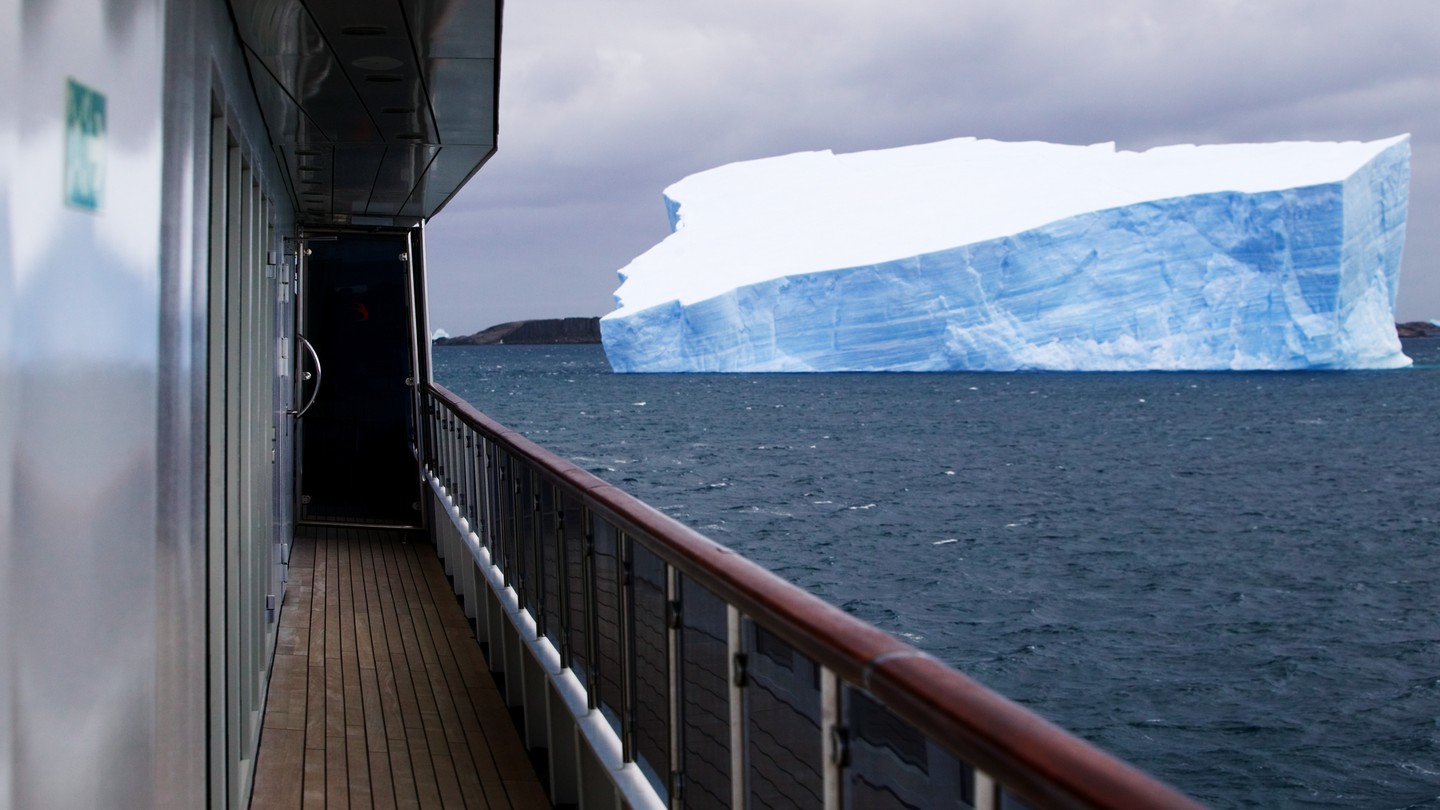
[5,1,167,807]
[0,0,295,807]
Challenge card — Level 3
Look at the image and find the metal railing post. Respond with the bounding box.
[728,605,745,810]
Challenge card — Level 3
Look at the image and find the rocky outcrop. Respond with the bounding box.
[1396,321,1440,338]
[435,317,602,345]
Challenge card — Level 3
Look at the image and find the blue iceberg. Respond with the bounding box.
[601,136,1411,372]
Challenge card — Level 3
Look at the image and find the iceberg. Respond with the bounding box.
[601,136,1411,372]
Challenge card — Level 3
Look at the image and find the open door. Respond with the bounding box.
[294,232,422,527]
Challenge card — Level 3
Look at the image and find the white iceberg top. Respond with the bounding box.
[609,135,1409,315]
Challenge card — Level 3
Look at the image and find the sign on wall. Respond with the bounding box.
[64,78,106,211]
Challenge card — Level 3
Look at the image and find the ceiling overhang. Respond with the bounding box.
[228,0,501,229]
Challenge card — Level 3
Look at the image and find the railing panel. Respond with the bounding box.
[515,465,538,615]
[745,620,824,809]
[678,576,731,810]
[462,423,478,529]
[631,543,671,799]
[562,490,589,688]
[591,517,625,735]
[493,449,514,579]
[479,439,498,550]
[539,480,562,649]
[843,686,975,810]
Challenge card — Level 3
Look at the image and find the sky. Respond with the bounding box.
[424,0,1440,335]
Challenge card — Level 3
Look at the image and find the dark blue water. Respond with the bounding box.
[435,339,1440,809]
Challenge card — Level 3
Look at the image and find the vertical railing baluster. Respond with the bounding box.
[465,426,478,529]
[620,531,636,764]
[483,442,495,550]
[445,410,457,493]
[452,417,463,513]
[530,470,543,627]
[555,490,571,667]
[667,563,682,809]
[821,668,841,810]
[728,605,745,809]
[583,505,599,711]
[435,406,444,485]
[498,456,511,580]
[422,394,433,472]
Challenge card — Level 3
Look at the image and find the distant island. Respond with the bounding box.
[1397,321,1440,338]
[434,317,601,345]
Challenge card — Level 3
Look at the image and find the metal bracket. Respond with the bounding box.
[831,725,851,768]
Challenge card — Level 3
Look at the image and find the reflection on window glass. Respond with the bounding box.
[746,622,822,809]
[592,520,623,736]
[631,544,669,800]
[680,577,730,810]
[844,687,976,809]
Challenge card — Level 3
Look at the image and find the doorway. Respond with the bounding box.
[296,234,421,526]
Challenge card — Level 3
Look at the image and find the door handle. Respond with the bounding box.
[289,334,322,418]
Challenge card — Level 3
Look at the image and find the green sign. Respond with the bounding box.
[64,78,106,211]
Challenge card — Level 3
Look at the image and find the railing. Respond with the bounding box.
[421,382,1206,810]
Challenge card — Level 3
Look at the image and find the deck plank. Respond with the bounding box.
[251,525,549,809]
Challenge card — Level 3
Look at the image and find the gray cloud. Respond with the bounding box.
[426,0,1440,333]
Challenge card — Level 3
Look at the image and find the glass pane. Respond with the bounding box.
[745,621,822,808]
[564,496,588,686]
[515,466,536,614]
[592,518,624,735]
[679,577,730,810]
[464,427,480,529]
[631,543,670,799]
[494,450,513,572]
[480,442,497,550]
[999,787,1034,810]
[539,481,562,648]
[844,687,975,809]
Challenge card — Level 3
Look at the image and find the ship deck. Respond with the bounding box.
[250,525,550,809]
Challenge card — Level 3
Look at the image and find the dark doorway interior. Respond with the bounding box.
[299,235,419,525]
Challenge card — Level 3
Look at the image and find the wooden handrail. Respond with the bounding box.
[428,382,1206,810]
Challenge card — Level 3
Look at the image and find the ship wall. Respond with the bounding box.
[0,1,296,807]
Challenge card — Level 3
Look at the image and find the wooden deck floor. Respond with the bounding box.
[251,525,551,809]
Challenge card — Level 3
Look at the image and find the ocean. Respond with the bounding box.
[434,339,1440,809]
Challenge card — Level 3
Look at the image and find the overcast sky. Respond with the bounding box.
[424,0,1440,335]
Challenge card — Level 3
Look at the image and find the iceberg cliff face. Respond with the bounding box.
[601,136,1411,372]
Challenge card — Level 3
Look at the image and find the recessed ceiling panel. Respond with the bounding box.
[428,58,496,145]
[332,145,388,214]
[402,0,498,59]
[229,0,502,226]
[368,144,441,215]
[419,145,497,216]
